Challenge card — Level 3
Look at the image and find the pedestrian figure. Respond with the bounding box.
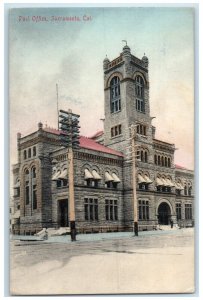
[170,219,173,228]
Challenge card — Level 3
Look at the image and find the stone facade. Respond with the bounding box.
[11,45,194,235]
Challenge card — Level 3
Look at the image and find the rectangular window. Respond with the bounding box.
[118,125,122,135]
[136,99,145,113]
[138,200,150,220]
[176,189,181,195]
[115,101,118,112]
[137,124,146,135]
[110,202,113,220]
[63,179,68,187]
[33,146,36,157]
[57,180,62,188]
[157,186,171,193]
[14,187,20,197]
[28,148,31,158]
[138,183,148,190]
[85,179,98,188]
[105,200,118,221]
[32,185,37,210]
[105,200,109,220]
[111,125,122,138]
[84,198,98,221]
[118,99,121,111]
[176,203,181,220]
[185,204,192,220]
[25,181,29,205]
[84,199,89,220]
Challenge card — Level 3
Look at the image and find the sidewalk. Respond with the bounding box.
[11,227,194,244]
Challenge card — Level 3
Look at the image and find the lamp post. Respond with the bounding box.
[59,109,80,241]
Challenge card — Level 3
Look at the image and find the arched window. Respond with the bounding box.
[154,155,157,165]
[161,156,164,166]
[165,157,167,167]
[168,158,171,168]
[158,155,160,165]
[110,76,121,113]
[24,150,27,160]
[135,76,145,113]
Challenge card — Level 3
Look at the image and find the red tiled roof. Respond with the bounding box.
[43,127,123,157]
[79,136,123,157]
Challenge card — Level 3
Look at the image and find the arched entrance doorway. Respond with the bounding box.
[158,202,171,225]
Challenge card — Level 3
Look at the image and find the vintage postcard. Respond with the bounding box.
[9,6,195,295]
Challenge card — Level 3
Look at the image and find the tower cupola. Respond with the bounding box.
[142,53,149,68]
[103,55,110,70]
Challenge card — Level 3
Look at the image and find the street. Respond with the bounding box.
[10,228,195,295]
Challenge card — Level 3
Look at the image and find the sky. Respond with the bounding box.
[9,6,194,170]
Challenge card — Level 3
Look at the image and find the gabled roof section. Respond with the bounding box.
[79,136,123,157]
[43,127,123,157]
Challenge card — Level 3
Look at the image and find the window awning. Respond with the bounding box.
[175,183,184,190]
[105,172,114,182]
[166,179,175,187]
[112,173,121,183]
[58,169,68,179]
[14,181,20,188]
[84,169,94,179]
[138,174,146,184]
[13,210,20,219]
[92,170,102,180]
[161,178,169,186]
[52,170,61,181]
[156,178,164,186]
[143,175,153,184]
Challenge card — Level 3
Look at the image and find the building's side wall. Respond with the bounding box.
[50,149,124,233]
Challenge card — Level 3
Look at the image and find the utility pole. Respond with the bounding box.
[68,146,76,241]
[59,109,80,241]
[130,124,139,236]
